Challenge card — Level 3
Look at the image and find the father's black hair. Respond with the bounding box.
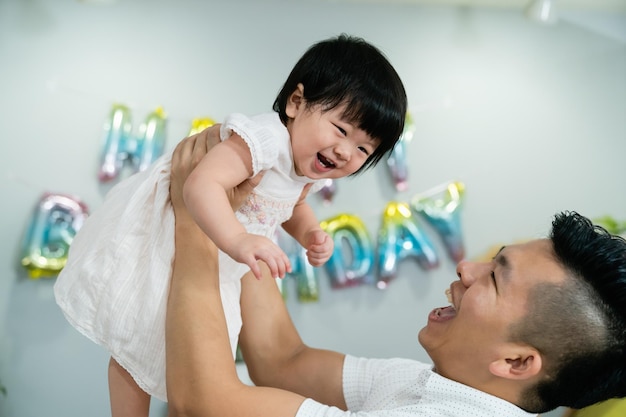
[516,211,626,413]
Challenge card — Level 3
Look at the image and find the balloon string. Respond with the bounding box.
[6,171,47,193]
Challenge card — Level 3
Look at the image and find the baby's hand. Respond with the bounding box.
[227,233,291,280]
[304,229,334,267]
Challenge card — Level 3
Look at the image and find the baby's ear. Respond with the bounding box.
[286,83,305,118]
[489,343,542,381]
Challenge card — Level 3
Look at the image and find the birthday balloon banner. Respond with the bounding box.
[98,104,167,183]
[18,105,465,298]
[19,180,465,293]
[277,181,466,299]
[20,193,89,278]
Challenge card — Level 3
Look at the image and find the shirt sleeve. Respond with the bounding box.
[342,355,384,411]
[295,355,389,415]
[293,355,375,417]
[295,399,353,417]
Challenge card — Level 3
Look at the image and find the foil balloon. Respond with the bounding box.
[98,104,132,182]
[290,244,320,302]
[277,231,319,302]
[135,107,167,173]
[316,179,337,206]
[377,201,438,288]
[320,214,374,289]
[188,117,216,136]
[411,181,465,263]
[21,193,89,278]
[386,112,415,192]
[98,105,168,183]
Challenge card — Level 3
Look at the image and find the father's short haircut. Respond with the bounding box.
[515,211,626,413]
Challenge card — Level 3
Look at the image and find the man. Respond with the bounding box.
[165,129,626,417]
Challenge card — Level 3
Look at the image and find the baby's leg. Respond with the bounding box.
[108,357,150,417]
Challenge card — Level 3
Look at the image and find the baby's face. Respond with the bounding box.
[287,104,378,180]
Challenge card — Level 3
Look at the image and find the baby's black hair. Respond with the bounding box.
[273,34,408,174]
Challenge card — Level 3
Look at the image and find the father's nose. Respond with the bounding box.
[456,260,481,287]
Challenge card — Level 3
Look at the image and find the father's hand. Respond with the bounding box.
[170,124,263,212]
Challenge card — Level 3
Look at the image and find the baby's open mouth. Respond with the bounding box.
[317,153,336,168]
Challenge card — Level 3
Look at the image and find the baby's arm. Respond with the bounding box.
[282,188,334,267]
[183,134,290,279]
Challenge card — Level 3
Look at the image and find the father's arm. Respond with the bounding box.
[166,130,307,417]
[239,270,348,409]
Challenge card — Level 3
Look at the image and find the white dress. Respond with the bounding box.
[54,112,324,401]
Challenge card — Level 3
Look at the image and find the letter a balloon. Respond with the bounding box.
[411,181,466,263]
[377,202,438,288]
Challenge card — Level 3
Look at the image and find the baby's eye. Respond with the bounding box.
[334,124,347,136]
[358,146,370,155]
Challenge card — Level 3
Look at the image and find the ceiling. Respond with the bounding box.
[337,0,626,13]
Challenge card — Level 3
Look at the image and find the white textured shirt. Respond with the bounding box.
[296,355,538,417]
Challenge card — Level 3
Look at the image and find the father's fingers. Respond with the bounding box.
[243,172,265,192]
[197,125,221,153]
[228,171,265,211]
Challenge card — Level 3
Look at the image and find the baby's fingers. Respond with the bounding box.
[306,251,330,267]
[249,262,262,281]
[262,251,291,279]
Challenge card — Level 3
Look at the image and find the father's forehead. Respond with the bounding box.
[502,239,566,284]
[506,238,553,253]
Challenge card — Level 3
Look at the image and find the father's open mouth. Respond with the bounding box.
[429,288,458,321]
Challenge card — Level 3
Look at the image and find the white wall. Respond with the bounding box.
[1,0,624,415]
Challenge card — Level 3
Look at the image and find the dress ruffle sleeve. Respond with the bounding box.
[220,113,280,176]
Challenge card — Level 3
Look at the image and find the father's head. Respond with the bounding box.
[419,211,626,413]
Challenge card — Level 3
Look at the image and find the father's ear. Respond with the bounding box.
[489,343,542,380]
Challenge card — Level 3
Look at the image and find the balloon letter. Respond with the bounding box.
[98,105,167,183]
[411,181,466,263]
[21,193,89,278]
[377,202,438,288]
[277,231,320,302]
[188,117,216,136]
[316,179,337,206]
[321,214,374,289]
[135,107,167,173]
[98,104,132,182]
[386,112,415,192]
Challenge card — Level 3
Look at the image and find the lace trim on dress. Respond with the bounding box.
[238,193,296,228]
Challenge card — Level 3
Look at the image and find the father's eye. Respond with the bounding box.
[491,271,498,293]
